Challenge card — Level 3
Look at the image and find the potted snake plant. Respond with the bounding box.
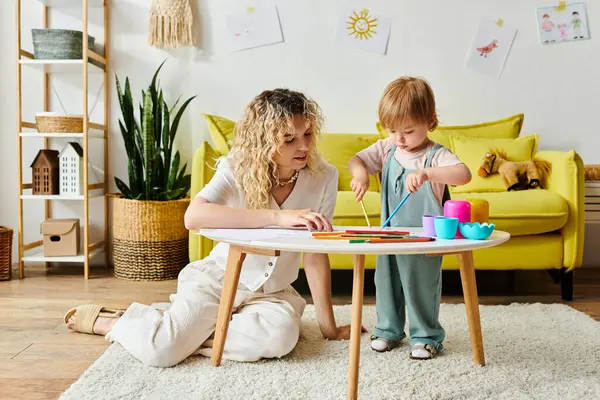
[111,60,196,280]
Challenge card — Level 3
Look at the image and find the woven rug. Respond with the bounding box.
[60,303,600,400]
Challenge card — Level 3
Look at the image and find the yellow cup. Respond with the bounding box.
[467,199,489,223]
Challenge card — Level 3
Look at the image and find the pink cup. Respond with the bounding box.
[444,200,471,238]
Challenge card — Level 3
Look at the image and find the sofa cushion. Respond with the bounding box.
[318,134,382,192]
[449,134,539,193]
[450,190,568,236]
[332,191,381,225]
[376,113,524,150]
[201,113,236,155]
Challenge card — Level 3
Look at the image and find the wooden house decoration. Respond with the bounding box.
[30,149,59,195]
[59,142,84,196]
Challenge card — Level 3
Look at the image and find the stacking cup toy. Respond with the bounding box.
[443,200,471,238]
[467,199,489,224]
[434,216,459,239]
[422,214,436,237]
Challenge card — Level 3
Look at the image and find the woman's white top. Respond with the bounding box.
[196,157,339,293]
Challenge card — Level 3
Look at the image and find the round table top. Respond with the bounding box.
[197,226,510,255]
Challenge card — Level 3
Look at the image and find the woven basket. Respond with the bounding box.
[31,29,95,60]
[585,165,600,181]
[0,226,13,281]
[36,114,83,133]
[110,194,190,281]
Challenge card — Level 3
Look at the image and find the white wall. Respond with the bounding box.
[1,0,599,265]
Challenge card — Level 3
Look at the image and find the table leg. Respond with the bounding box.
[456,250,485,366]
[348,254,365,400]
[211,245,246,367]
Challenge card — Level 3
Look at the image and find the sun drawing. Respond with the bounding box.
[346,9,378,40]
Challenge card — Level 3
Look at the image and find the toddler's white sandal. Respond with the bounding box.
[409,343,439,360]
[370,335,402,352]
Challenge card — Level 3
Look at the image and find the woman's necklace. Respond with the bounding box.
[274,169,300,187]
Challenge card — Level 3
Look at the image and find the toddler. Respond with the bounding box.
[348,76,471,359]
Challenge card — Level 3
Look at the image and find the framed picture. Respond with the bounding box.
[536,2,590,45]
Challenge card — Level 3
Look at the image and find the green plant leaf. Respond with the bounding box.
[162,101,171,189]
[177,162,188,181]
[168,151,180,191]
[114,177,132,199]
[142,91,155,200]
[169,95,197,146]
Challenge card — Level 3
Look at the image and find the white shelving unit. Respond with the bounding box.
[16,0,110,279]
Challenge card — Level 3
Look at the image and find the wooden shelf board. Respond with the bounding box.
[37,0,105,8]
[19,59,103,73]
[20,191,104,200]
[20,132,104,139]
[22,247,104,263]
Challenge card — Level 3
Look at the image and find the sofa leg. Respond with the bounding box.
[560,271,574,302]
[546,269,574,301]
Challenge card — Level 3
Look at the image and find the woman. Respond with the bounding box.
[64,88,356,367]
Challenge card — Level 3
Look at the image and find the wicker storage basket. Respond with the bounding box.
[0,226,13,281]
[110,194,190,281]
[31,29,95,59]
[585,165,600,181]
[36,113,83,133]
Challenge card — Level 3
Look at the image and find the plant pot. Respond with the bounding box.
[109,194,190,281]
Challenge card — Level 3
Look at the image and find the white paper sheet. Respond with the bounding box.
[334,7,391,55]
[198,228,316,242]
[536,2,590,45]
[225,5,284,52]
[464,18,517,79]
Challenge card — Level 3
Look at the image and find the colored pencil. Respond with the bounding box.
[359,200,371,228]
[381,193,411,230]
[345,229,410,235]
[350,237,434,243]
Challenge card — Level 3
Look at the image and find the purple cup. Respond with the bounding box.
[423,214,436,237]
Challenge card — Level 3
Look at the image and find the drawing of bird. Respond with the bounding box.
[477,40,499,57]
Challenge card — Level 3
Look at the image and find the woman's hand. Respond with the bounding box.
[276,209,333,231]
[405,170,429,193]
[350,176,370,202]
[326,324,368,340]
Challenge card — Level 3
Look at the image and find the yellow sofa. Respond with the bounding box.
[189,114,585,301]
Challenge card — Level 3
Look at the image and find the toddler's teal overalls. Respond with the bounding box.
[373,143,451,351]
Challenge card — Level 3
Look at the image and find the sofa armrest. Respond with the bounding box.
[188,141,221,262]
[536,150,585,270]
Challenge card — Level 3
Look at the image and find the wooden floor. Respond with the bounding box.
[1,265,599,400]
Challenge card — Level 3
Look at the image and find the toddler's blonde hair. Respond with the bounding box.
[229,88,325,210]
[378,76,438,131]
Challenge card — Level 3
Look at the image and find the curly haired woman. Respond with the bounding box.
[63,88,356,367]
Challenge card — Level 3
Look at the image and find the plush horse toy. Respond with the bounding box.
[477,150,552,191]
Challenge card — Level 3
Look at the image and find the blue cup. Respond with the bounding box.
[434,216,459,239]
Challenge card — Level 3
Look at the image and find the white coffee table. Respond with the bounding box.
[198,226,510,400]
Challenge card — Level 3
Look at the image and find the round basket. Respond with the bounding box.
[109,194,190,281]
[0,226,13,281]
[36,114,83,133]
[585,165,600,181]
[31,29,95,60]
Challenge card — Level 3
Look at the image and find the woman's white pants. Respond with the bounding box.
[105,260,306,367]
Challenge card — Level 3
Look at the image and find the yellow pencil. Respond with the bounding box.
[359,200,371,228]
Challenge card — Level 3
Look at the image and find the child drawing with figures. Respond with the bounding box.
[348,76,472,359]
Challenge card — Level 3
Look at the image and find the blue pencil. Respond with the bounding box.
[381,193,411,230]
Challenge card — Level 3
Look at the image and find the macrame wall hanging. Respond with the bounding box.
[149,0,195,48]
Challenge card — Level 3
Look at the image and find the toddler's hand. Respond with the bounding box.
[405,170,429,193]
[350,176,370,202]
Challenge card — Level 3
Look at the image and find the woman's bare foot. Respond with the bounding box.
[66,314,119,335]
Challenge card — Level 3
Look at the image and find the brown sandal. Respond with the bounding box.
[64,305,125,335]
